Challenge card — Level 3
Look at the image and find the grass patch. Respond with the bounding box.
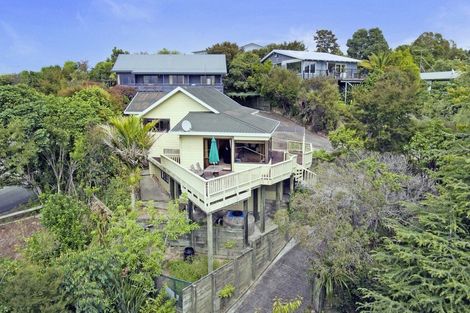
[167,256,225,282]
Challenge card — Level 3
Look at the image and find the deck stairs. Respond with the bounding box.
[294,167,317,187]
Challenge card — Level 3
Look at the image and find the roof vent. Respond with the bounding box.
[182,120,192,132]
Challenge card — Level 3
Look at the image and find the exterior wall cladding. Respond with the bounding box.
[117,73,224,92]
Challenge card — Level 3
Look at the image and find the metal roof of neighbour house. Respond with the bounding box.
[420,70,461,81]
[241,43,264,51]
[261,49,361,63]
[112,54,227,74]
[124,91,168,114]
[181,87,258,115]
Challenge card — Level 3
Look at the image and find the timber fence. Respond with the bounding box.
[179,226,288,313]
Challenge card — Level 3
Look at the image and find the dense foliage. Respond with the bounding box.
[268,30,470,313]
[314,29,342,55]
[346,28,389,60]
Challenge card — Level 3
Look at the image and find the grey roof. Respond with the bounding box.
[112,54,227,74]
[182,87,257,115]
[241,43,264,51]
[172,111,278,134]
[261,49,361,63]
[124,91,167,114]
[171,87,279,135]
[420,70,461,81]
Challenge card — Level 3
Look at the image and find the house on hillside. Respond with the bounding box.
[138,86,316,272]
[420,70,461,91]
[261,49,363,80]
[240,43,264,52]
[112,54,227,92]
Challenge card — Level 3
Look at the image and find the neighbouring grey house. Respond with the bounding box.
[420,70,461,91]
[240,43,264,52]
[112,54,227,92]
[261,49,363,80]
[420,70,460,81]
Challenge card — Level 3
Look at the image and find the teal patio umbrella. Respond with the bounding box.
[208,137,220,165]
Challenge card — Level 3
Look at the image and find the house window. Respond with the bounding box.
[303,64,315,74]
[120,74,135,84]
[200,75,215,85]
[160,170,169,183]
[144,118,170,132]
[143,75,158,84]
[286,62,301,73]
[235,141,267,163]
[335,64,345,73]
[169,75,185,85]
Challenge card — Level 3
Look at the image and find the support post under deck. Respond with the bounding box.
[207,212,214,273]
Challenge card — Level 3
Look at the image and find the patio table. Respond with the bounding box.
[204,165,224,177]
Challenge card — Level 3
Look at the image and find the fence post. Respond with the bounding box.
[234,256,240,297]
[211,273,216,313]
[251,243,257,280]
[192,284,197,313]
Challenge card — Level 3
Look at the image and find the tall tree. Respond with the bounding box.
[90,47,129,82]
[410,32,468,71]
[359,136,470,313]
[300,78,341,132]
[314,29,342,55]
[107,46,129,64]
[205,41,241,65]
[347,28,389,59]
[351,67,419,152]
[224,52,271,93]
[260,66,302,114]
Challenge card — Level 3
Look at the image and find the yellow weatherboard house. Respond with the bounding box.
[126,86,315,271]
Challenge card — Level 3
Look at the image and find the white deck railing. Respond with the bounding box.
[160,154,298,212]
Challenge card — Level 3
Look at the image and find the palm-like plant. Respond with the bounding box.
[100,116,156,208]
[360,52,392,72]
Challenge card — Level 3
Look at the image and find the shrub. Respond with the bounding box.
[218,284,235,299]
[40,193,92,251]
[167,256,223,282]
[23,230,61,265]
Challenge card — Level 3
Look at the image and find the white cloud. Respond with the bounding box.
[98,0,152,22]
[0,21,37,56]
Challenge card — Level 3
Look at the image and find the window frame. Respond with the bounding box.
[144,118,171,132]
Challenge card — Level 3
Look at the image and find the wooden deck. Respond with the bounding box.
[152,142,313,213]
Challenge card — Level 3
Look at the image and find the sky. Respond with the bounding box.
[1,0,470,73]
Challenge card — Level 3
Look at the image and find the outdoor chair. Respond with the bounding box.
[190,164,204,176]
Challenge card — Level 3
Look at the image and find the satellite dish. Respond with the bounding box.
[182,120,192,132]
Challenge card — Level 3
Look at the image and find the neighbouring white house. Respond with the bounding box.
[130,86,316,271]
[261,49,364,80]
